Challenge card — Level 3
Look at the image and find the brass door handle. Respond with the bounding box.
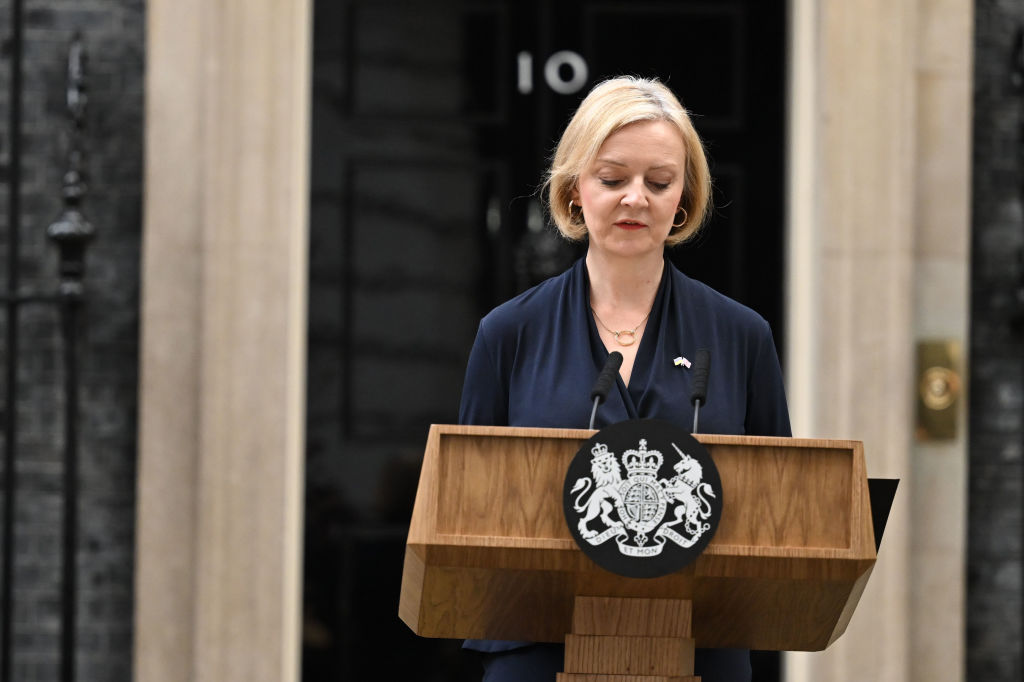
[916,341,962,441]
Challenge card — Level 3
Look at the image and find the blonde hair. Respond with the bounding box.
[546,76,712,246]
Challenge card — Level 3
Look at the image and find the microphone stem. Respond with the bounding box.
[692,399,702,433]
[589,397,600,430]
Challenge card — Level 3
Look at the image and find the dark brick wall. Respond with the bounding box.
[0,1,143,680]
[969,1,1024,680]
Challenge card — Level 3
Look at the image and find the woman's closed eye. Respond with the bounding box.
[599,178,672,190]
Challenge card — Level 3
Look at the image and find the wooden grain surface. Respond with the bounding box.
[436,432,577,539]
[400,425,876,650]
[564,634,695,675]
[573,597,692,637]
[561,597,697,680]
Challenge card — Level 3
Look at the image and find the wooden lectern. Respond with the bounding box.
[400,425,878,681]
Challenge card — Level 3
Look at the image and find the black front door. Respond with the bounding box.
[305,1,786,679]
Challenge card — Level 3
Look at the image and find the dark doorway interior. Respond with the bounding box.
[305,1,786,679]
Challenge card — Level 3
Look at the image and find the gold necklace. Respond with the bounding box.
[591,307,651,347]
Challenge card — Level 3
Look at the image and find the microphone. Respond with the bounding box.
[588,351,623,429]
[690,349,710,433]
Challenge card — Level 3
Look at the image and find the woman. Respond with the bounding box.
[459,76,791,682]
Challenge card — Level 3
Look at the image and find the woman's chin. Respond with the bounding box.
[591,238,665,260]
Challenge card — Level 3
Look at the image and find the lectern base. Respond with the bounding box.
[558,597,700,682]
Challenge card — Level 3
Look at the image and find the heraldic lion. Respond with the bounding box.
[571,443,624,539]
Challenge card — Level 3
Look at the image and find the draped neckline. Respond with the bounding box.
[579,257,673,421]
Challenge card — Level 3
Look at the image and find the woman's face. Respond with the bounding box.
[574,119,686,261]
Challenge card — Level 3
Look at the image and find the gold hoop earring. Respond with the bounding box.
[672,207,688,229]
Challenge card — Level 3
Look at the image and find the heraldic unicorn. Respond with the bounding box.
[569,438,716,558]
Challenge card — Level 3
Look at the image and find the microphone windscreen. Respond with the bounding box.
[590,351,623,402]
[690,348,710,405]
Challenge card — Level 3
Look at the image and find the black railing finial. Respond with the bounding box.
[47,32,93,299]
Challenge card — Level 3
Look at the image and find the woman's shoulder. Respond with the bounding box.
[669,264,772,336]
[478,261,580,336]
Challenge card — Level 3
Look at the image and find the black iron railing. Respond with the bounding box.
[1012,24,1024,330]
[1,12,93,682]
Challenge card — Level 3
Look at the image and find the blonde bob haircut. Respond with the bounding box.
[546,76,712,247]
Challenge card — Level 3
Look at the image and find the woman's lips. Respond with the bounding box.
[615,221,647,230]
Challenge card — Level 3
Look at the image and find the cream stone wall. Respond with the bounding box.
[132,0,971,679]
[134,1,311,681]
[786,0,972,681]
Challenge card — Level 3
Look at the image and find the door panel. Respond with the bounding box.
[305,1,785,679]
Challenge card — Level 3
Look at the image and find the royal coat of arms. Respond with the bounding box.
[569,438,717,558]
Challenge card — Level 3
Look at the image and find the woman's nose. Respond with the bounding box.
[621,178,649,207]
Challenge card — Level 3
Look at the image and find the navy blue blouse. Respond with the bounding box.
[458,257,791,680]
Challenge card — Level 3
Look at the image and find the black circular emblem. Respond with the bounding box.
[563,419,723,579]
